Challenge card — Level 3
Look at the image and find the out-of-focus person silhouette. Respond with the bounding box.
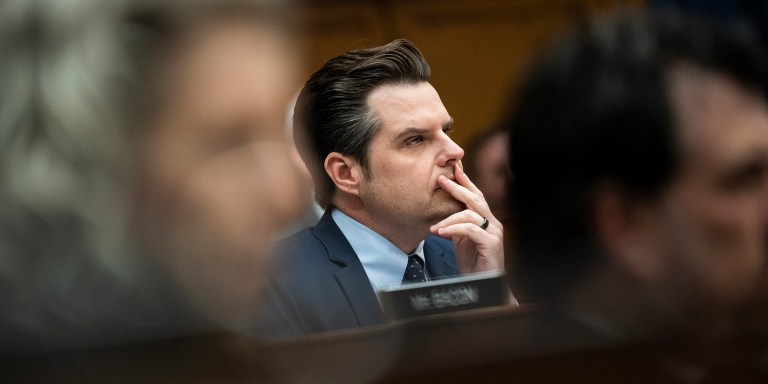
[503,10,768,382]
[651,0,768,51]
[0,0,305,356]
[463,127,511,224]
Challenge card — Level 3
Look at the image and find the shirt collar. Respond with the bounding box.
[331,209,426,292]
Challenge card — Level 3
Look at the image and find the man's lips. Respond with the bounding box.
[434,175,455,191]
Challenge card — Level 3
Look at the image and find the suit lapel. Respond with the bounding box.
[334,264,384,326]
[424,236,459,279]
[313,211,384,326]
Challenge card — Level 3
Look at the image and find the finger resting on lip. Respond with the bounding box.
[439,174,489,212]
[455,164,483,194]
[438,174,459,187]
[438,176,476,203]
[451,166,469,186]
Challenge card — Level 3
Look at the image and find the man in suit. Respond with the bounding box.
[254,39,505,338]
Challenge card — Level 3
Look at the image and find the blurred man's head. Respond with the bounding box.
[508,12,768,334]
[0,0,306,351]
[128,1,307,327]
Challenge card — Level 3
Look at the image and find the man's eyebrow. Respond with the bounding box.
[393,117,455,141]
[394,127,429,141]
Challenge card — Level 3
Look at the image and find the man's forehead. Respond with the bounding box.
[668,65,768,168]
[367,82,451,131]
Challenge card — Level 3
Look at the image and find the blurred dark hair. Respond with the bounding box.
[506,11,768,300]
[293,38,431,208]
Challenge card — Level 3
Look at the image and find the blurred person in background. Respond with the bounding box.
[463,127,511,224]
[506,10,768,373]
[0,0,305,355]
[651,0,768,51]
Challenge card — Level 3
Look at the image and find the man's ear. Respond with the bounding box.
[324,152,362,196]
[593,183,662,282]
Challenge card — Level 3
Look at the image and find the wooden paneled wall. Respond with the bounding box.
[295,0,645,147]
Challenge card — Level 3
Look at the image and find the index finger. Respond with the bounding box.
[454,161,483,196]
[437,166,490,215]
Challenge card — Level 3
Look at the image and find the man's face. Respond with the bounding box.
[649,65,768,317]
[357,82,465,234]
[135,19,306,327]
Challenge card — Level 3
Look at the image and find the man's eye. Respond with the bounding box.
[443,127,453,135]
[406,135,424,146]
[206,125,251,153]
[721,160,768,190]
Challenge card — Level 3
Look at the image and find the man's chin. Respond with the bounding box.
[433,199,465,220]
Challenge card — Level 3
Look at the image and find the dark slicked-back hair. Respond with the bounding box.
[293,39,431,208]
[507,11,768,300]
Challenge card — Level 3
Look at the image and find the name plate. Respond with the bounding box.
[379,271,509,321]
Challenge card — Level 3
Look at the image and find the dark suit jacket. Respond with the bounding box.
[253,210,458,338]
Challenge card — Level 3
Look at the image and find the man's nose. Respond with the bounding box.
[438,135,464,167]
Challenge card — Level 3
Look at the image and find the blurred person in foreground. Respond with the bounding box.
[255,39,507,338]
[506,10,768,373]
[0,0,305,355]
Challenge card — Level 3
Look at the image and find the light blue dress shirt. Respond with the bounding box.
[331,209,426,295]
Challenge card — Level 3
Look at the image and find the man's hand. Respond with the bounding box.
[430,162,504,274]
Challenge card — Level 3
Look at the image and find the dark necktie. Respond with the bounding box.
[402,255,427,284]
